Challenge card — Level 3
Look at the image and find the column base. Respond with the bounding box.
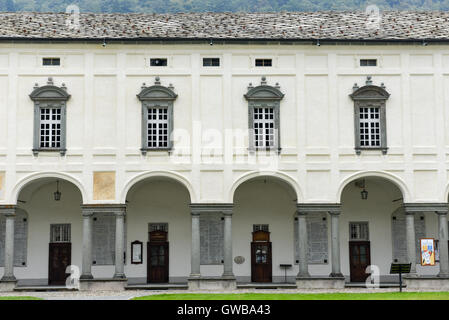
[0,279,17,292]
[329,272,344,278]
[80,274,94,280]
[79,278,127,291]
[296,276,345,289]
[113,273,127,279]
[404,276,449,290]
[188,276,237,290]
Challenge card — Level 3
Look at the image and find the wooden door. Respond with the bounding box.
[48,243,71,285]
[349,241,371,282]
[147,242,169,283]
[251,241,272,282]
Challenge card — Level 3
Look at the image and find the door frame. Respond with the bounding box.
[48,242,72,285]
[250,230,272,283]
[349,240,371,283]
[147,230,169,283]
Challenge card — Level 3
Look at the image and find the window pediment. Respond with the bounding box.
[349,76,390,101]
[137,77,177,101]
[29,77,70,102]
[244,76,284,101]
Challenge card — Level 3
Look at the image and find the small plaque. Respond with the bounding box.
[234,256,245,264]
[131,240,143,264]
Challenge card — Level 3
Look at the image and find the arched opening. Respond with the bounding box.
[13,177,83,286]
[124,176,191,285]
[340,176,410,283]
[232,176,297,283]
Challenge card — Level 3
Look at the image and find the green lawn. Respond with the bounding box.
[0,296,42,300]
[132,292,449,300]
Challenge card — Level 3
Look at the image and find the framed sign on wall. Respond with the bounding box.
[131,240,143,264]
[420,238,436,266]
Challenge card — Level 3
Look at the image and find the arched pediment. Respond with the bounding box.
[137,77,177,101]
[29,78,70,101]
[349,76,390,101]
[244,76,284,101]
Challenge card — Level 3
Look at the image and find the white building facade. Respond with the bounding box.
[0,11,449,290]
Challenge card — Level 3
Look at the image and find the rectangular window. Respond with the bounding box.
[150,58,167,66]
[359,107,380,147]
[255,59,272,67]
[39,108,61,148]
[149,223,168,232]
[253,224,269,232]
[43,58,60,66]
[147,107,169,148]
[349,222,369,241]
[50,224,71,243]
[253,107,275,148]
[360,59,377,67]
[203,58,220,67]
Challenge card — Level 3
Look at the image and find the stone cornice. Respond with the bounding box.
[190,203,233,215]
[403,203,448,214]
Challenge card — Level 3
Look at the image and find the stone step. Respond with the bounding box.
[125,283,188,290]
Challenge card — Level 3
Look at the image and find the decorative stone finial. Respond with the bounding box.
[381,82,386,89]
[47,77,54,85]
[155,76,161,85]
[248,82,253,90]
[261,76,267,85]
[365,75,373,85]
[141,82,147,89]
[34,83,39,89]
[353,83,359,92]
[61,83,66,91]
[275,82,280,89]
[168,83,174,90]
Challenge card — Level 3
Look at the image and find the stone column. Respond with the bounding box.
[113,208,126,279]
[1,207,16,281]
[405,211,417,275]
[80,208,94,280]
[437,210,449,277]
[296,211,310,277]
[222,211,234,278]
[329,210,343,277]
[190,211,201,278]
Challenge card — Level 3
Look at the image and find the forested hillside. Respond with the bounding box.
[1,0,449,13]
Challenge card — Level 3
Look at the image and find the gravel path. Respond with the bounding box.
[0,287,433,300]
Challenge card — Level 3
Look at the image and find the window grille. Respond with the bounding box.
[149,223,168,232]
[255,59,272,67]
[359,107,380,147]
[150,58,167,66]
[147,107,169,148]
[349,222,369,241]
[256,59,273,67]
[43,58,60,66]
[253,224,269,232]
[203,58,220,67]
[360,59,377,66]
[39,108,61,148]
[50,224,71,243]
[253,107,275,148]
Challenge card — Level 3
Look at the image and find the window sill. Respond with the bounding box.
[355,147,388,155]
[32,148,66,156]
[248,147,282,155]
[140,148,173,156]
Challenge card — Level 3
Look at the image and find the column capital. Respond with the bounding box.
[297,203,341,215]
[190,203,233,215]
[0,205,16,217]
[403,203,448,214]
[81,204,126,216]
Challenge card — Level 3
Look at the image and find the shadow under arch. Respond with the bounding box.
[10,172,88,205]
[120,171,196,203]
[336,171,410,203]
[228,171,303,203]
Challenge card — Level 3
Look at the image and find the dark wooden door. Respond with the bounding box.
[251,242,272,282]
[349,241,371,282]
[48,243,71,285]
[147,242,169,283]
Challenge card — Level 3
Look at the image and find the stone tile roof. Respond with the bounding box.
[1,11,449,41]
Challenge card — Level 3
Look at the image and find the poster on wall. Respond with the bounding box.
[420,238,436,266]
